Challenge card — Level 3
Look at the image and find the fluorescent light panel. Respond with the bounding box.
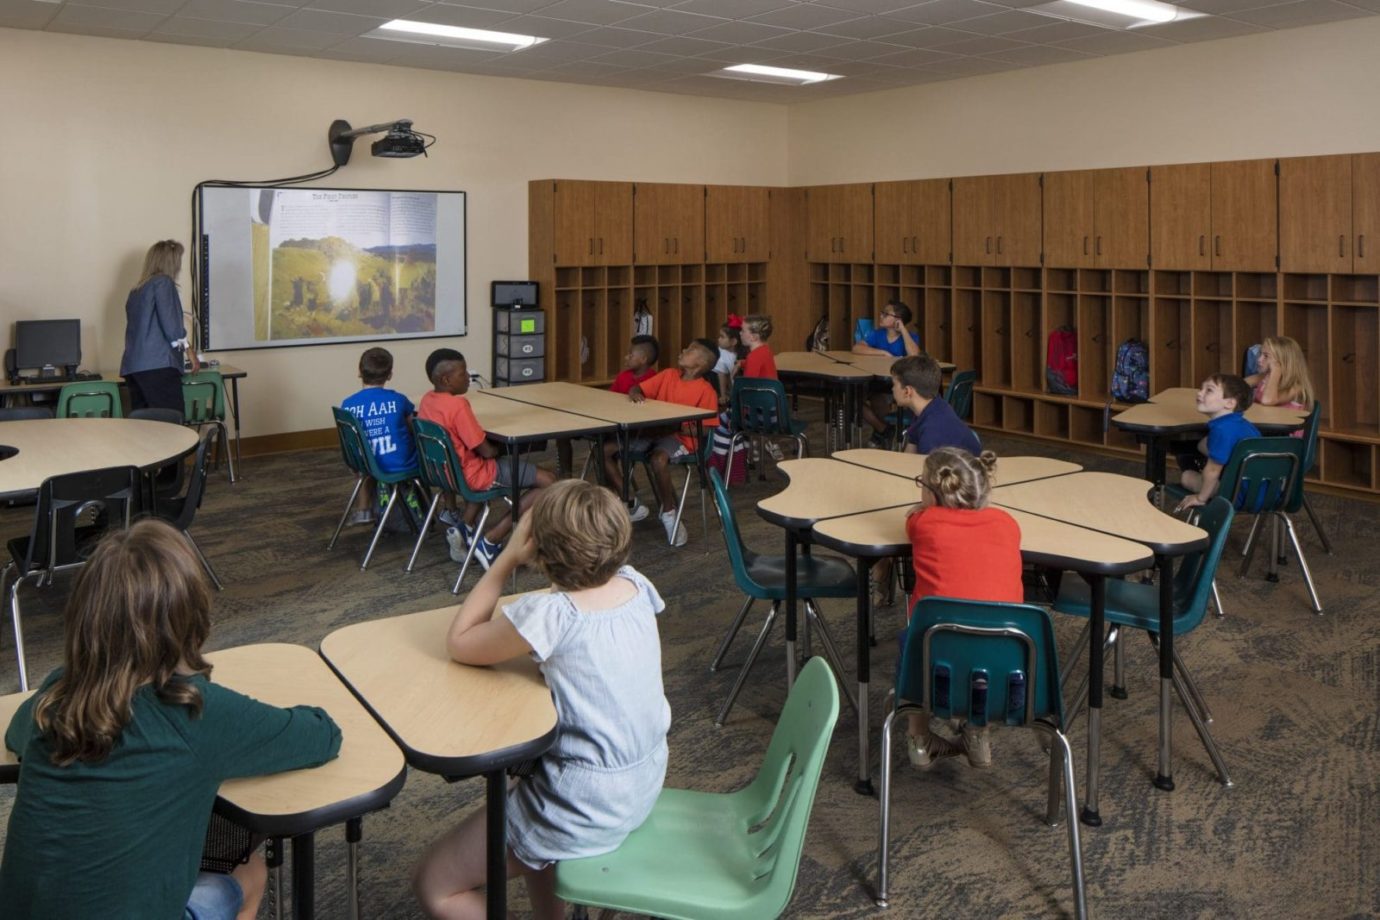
[1066,0,1178,22]
[717,63,840,85]
[1030,0,1203,28]
[371,20,547,51]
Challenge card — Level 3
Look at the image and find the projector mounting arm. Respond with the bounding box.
[328,118,420,166]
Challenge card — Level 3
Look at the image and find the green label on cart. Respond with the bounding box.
[520,319,536,333]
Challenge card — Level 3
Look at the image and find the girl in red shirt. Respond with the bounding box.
[904,447,1023,770]
[709,314,779,472]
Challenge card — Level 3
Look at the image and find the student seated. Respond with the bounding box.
[852,300,921,444]
[709,313,779,468]
[341,346,419,526]
[1174,373,1260,514]
[417,348,556,569]
[415,480,670,920]
[603,341,718,547]
[904,448,1022,770]
[556,335,659,476]
[1246,335,1314,440]
[892,354,981,455]
[712,317,747,406]
[0,519,341,920]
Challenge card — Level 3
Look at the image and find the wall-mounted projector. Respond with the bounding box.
[329,118,434,166]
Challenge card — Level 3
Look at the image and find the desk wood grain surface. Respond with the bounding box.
[484,381,716,427]
[0,418,199,494]
[467,391,614,441]
[775,352,873,379]
[833,449,1082,485]
[1124,387,1308,429]
[993,471,1207,551]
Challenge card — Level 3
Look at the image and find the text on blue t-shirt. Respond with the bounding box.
[341,386,418,474]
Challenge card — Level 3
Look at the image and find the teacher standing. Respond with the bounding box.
[121,239,199,415]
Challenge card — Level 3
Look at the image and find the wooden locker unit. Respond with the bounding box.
[1094,167,1151,268]
[806,184,873,262]
[992,173,1042,267]
[1210,159,1278,271]
[874,179,951,265]
[1280,155,1352,273]
[952,177,991,265]
[1042,170,1096,268]
[705,185,770,263]
[633,182,704,265]
[1353,153,1380,272]
[547,180,632,267]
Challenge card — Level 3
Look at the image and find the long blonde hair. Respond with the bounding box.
[919,447,998,510]
[1261,336,1315,408]
[33,519,212,766]
[134,239,184,291]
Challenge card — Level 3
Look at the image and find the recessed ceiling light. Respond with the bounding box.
[715,64,841,86]
[1030,0,1203,28]
[367,20,548,51]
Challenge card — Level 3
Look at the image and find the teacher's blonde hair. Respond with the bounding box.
[134,239,184,291]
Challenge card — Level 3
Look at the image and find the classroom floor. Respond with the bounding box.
[1,417,1377,919]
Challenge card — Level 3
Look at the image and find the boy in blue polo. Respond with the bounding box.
[1174,373,1259,513]
[341,347,418,525]
[892,355,981,456]
[855,300,922,445]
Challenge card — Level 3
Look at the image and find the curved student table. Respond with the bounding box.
[833,448,1081,485]
[820,350,957,378]
[0,643,406,920]
[0,417,198,497]
[775,352,874,452]
[320,597,558,920]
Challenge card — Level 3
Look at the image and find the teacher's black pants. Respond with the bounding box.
[126,367,184,418]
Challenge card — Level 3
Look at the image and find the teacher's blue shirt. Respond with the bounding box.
[120,275,187,376]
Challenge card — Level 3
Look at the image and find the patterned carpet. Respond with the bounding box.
[1,417,1377,919]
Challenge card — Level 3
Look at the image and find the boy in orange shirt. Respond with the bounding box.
[603,341,718,547]
[418,348,556,570]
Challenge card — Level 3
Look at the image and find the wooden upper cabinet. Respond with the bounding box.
[1043,170,1096,268]
[705,185,770,263]
[551,180,632,267]
[1280,155,1352,273]
[952,176,991,265]
[1151,164,1212,270]
[1210,159,1278,271]
[993,173,1042,266]
[875,179,950,264]
[1355,153,1380,272]
[806,184,873,262]
[1094,167,1150,268]
[634,183,703,265]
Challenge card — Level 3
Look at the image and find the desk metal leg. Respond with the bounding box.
[1154,554,1176,791]
[509,448,522,591]
[855,556,874,796]
[1081,575,1105,827]
[267,836,285,920]
[1147,435,1167,508]
[346,817,362,920]
[291,832,315,919]
[784,530,798,692]
[228,376,243,474]
[485,770,508,920]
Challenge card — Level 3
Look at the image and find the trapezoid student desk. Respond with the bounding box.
[320,599,558,920]
[775,352,875,452]
[0,417,199,502]
[0,643,406,920]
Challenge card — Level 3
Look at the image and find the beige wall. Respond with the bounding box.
[0,28,787,437]
[787,16,1380,184]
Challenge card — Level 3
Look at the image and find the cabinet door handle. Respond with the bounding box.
[1083,236,1089,256]
[1361,234,1367,258]
[986,236,992,254]
[911,236,917,253]
[1096,236,1102,257]
[840,237,845,254]
[997,236,1003,255]
[663,238,669,254]
[1199,235,1205,257]
[1340,234,1346,258]
[588,237,594,256]
[599,237,603,255]
[674,238,679,255]
[1214,235,1222,257]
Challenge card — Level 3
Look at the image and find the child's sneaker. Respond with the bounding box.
[473,537,502,572]
[626,498,650,523]
[961,723,993,768]
[437,508,463,528]
[765,440,785,461]
[445,526,469,563]
[907,732,963,770]
[659,509,688,547]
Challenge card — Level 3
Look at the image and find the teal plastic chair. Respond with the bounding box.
[631,423,713,545]
[854,316,874,342]
[1287,401,1331,554]
[878,597,1086,919]
[708,468,857,725]
[1054,496,1236,787]
[725,377,808,484]
[408,418,510,593]
[556,656,840,920]
[182,369,235,483]
[56,381,122,418]
[944,369,977,421]
[327,407,422,571]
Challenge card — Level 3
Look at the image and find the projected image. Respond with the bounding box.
[252,189,438,341]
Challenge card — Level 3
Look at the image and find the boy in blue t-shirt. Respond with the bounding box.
[340,347,418,525]
[1175,373,1260,513]
[891,355,981,456]
[854,300,922,444]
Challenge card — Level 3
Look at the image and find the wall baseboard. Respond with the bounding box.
[236,428,336,457]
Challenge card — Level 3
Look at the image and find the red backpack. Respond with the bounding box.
[1046,326,1078,395]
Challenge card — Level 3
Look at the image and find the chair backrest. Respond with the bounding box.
[730,377,795,437]
[182,369,226,424]
[944,370,977,421]
[734,656,840,915]
[129,407,185,425]
[332,406,375,479]
[1218,436,1305,516]
[1285,402,1324,514]
[412,417,491,502]
[0,406,54,421]
[900,597,1066,730]
[165,431,216,531]
[853,317,874,342]
[708,468,766,597]
[1169,496,1235,632]
[57,381,123,418]
[24,466,140,574]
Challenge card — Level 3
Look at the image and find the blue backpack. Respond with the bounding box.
[1243,343,1262,378]
[1111,338,1150,403]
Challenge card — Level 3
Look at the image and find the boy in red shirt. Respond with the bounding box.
[603,341,717,547]
[417,348,556,570]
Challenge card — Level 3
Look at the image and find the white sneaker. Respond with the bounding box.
[627,498,650,523]
[907,732,963,770]
[961,723,993,768]
[659,509,688,547]
[765,440,784,461]
[445,525,472,564]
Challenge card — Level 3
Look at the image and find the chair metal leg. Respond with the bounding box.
[267,838,284,920]
[1148,633,1210,725]
[715,601,778,727]
[328,476,366,550]
[451,506,490,595]
[803,600,859,714]
[1051,728,1088,920]
[710,597,755,672]
[361,485,399,571]
[1301,494,1333,554]
[875,705,899,908]
[1210,579,1225,619]
[218,420,237,484]
[668,464,693,547]
[1036,722,1064,826]
[724,433,747,488]
[405,494,443,573]
[1171,666,1233,787]
[1111,625,1128,699]
[1241,512,1264,558]
[1267,515,1282,580]
[1282,514,1324,614]
[184,532,224,591]
[579,443,596,482]
[794,434,808,460]
[1239,513,1266,577]
[7,566,30,692]
[346,817,362,920]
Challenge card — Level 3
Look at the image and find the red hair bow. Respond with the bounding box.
[726,314,744,329]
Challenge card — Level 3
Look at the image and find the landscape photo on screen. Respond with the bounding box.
[252,189,438,341]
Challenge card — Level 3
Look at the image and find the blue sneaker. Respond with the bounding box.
[474,538,502,572]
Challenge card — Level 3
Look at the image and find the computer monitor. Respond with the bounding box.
[14,319,82,376]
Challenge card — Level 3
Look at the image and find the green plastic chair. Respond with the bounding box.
[556,656,840,920]
[708,468,857,726]
[56,381,122,418]
[1287,401,1331,554]
[944,369,977,421]
[725,377,808,484]
[1054,496,1236,787]
[408,418,510,593]
[181,369,235,483]
[878,597,1086,919]
[327,406,422,571]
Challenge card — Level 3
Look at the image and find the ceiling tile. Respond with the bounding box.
[234,25,342,48]
[360,39,512,65]
[1340,0,1380,11]
[66,0,183,14]
[879,23,984,44]
[949,8,1053,31]
[692,43,790,61]
[0,4,60,28]
[746,2,867,29]
[928,31,1030,51]
[587,47,685,65]
[882,0,1010,25]
[866,44,960,64]
[400,4,518,26]
[924,52,1015,72]
[1002,18,1104,41]
[809,0,924,11]
[179,0,295,26]
[573,25,664,45]
[147,30,246,45]
[1164,0,1265,11]
[435,0,553,13]
[1055,29,1176,52]
[317,34,413,60]
[615,7,725,33]
[1227,0,1373,24]
[48,21,159,37]
[53,4,168,30]
[811,38,912,57]
[670,0,794,15]
[684,18,791,41]
[501,14,602,37]
[632,34,733,54]
[154,15,263,38]
[541,59,639,74]
[748,29,852,51]
[537,0,647,26]
[1138,15,1267,38]
[308,0,429,17]
[981,41,1093,63]
[273,7,384,33]
[812,13,923,37]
